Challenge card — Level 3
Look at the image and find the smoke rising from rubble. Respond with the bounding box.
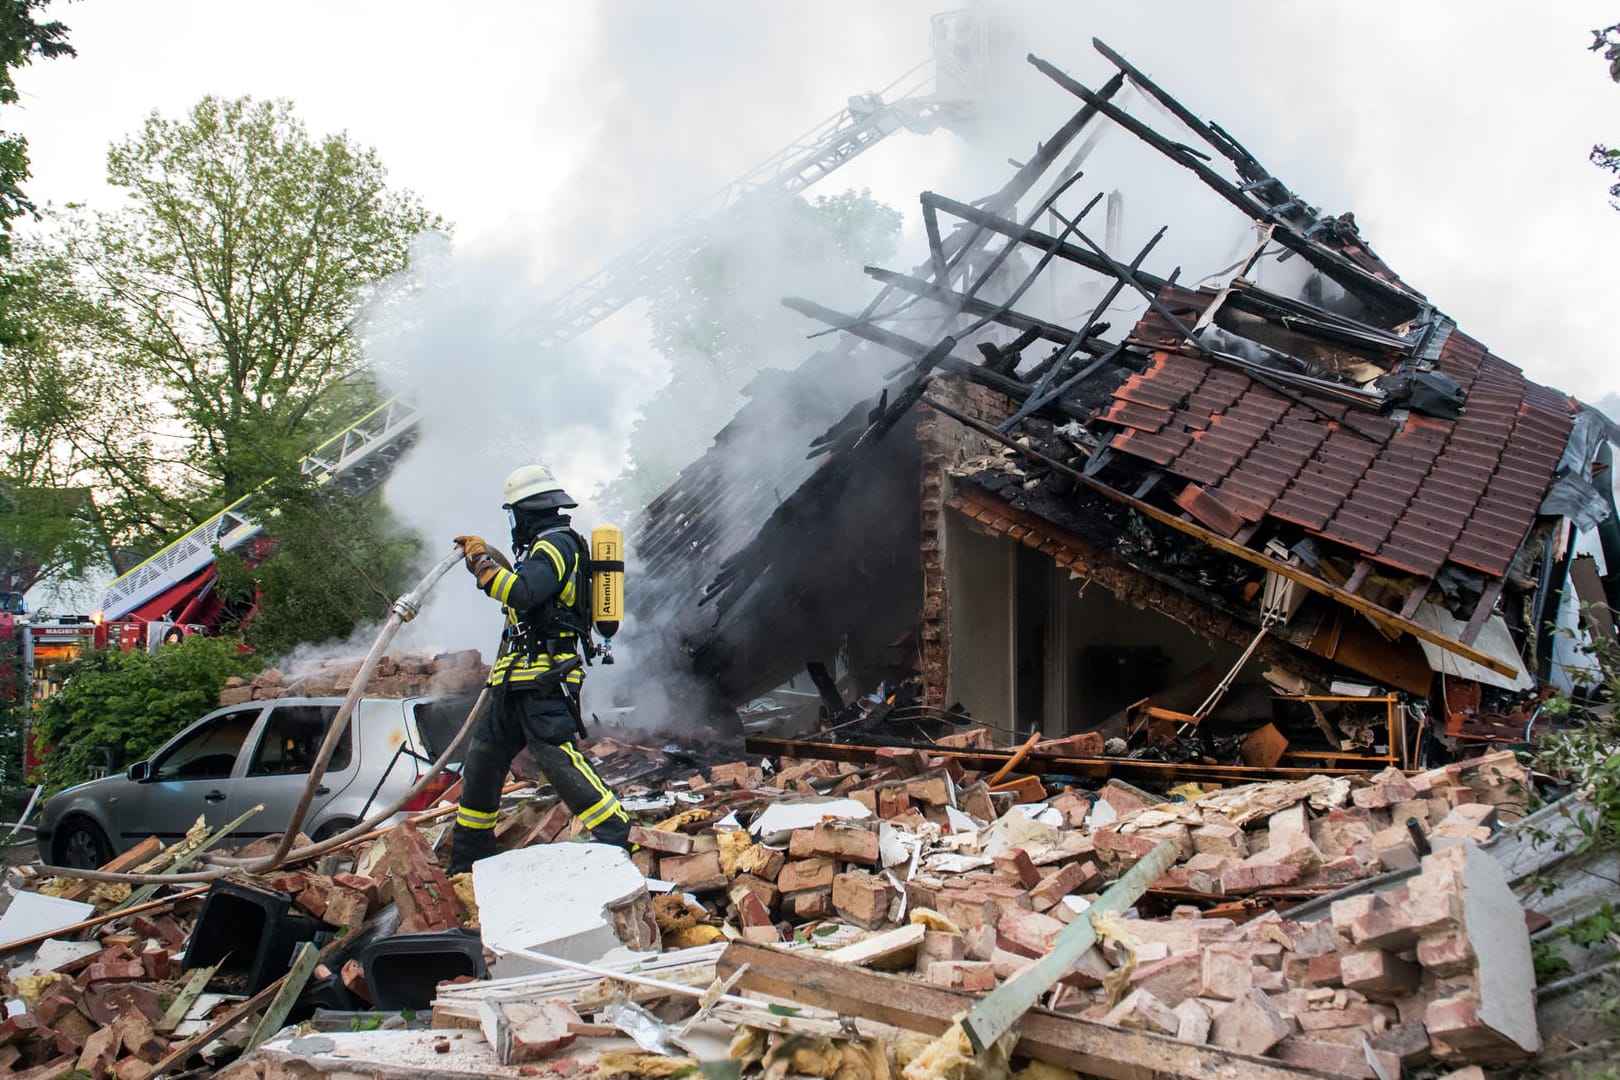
[345,5,1305,727]
[336,2,1618,728]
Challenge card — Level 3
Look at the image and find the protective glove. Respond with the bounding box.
[456,535,512,589]
[473,559,500,589]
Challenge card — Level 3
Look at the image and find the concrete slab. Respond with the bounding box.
[474,842,655,977]
[1430,843,1540,1056]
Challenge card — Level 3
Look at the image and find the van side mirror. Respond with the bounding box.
[127,760,151,782]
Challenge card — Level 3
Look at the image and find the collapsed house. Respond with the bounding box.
[638,41,1620,776]
[4,41,1614,1080]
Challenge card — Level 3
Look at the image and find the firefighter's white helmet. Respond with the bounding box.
[502,464,577,510]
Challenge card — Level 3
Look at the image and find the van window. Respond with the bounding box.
[153,711,258,781]
[248,705,350,775]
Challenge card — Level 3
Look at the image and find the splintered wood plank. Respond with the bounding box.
[823,923,925,968]
[1400,579,1432,620]
[50,836,163,901]
[1460,577,1506,647]
[247,941,321,1050]
[960,841,1178,1052]
[158,964,217,1033]
[715,943,1315,1080]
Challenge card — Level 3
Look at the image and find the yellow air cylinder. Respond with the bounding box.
[591,524,624,639]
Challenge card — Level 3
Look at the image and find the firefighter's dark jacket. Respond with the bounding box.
[479,526,585,688]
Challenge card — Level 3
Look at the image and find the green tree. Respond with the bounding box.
[0,0,73,269]
[23,95,442,553]
[0,250,125,592]
[614,189,902,510]
[31,633,261,791]
[214,479,422,656]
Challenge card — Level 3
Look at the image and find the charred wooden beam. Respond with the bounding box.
[923,190,1167,290]
[953,183,1101,323]
[862,267,1087,349]
[804,661,846,718]
[781,296,1033,403]
[1027,53,1426,322]
[1091,37,1268,185]
[978,71,1125,218]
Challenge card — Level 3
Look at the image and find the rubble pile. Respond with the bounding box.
[600,745,1540,1070]
[0,735,1546,1078]
[217,651,490,704]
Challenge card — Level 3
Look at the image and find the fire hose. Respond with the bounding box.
[35,546,487,886]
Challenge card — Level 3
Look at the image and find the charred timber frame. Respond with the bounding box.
[696,77,1128,615]
[1029,50,1427,324]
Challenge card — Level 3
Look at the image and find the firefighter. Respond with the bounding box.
[446,464,632,875]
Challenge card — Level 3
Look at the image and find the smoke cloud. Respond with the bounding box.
[340,2,1620,729]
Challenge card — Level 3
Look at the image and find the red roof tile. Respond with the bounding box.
[1096,289,1579,584]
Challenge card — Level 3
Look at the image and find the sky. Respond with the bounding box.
[12,3,1619,394]
[13,1,1620,638]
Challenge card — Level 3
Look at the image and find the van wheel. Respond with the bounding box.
[312,817,358,843]
[54,817,114,870]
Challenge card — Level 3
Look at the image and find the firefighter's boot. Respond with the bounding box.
[447,816,499,876]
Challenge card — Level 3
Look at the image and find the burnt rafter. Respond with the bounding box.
[859,267,1099,351]
[781,296,1035,404]
[1026,53,1428,324]
[919,194,1391,428]
[643,46,1594,706]
[922,192,1413,375]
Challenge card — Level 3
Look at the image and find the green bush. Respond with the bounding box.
[31,634,261,792]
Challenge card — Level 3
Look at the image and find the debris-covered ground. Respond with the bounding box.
[0,717,1561,1079]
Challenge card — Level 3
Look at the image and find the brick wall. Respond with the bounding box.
[917,376,1014,712]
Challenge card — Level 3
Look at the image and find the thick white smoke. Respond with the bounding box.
[362,234,660,660]
[340,2,1618,727]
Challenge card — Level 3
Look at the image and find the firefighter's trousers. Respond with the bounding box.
[447,687,632,875]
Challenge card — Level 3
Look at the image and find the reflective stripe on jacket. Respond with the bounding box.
[481,531,584,688]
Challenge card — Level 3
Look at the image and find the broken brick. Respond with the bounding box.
[1209,987,1292,1056]
[1340,948,1422,1002]
[777,857,837,895]
[832,871,896,929]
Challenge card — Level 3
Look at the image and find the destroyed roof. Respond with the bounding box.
[1100,287,1576,583]
[635,40,1614,697]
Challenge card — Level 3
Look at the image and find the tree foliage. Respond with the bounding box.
[31,634,261,791]
[0,250,123,594]
[5,95,441,559]
[214,480,422,657]
[615,189,903,510]
[0,0,73,263]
